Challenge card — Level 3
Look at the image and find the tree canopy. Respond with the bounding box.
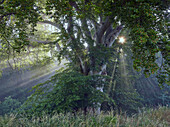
[0,0,169,85]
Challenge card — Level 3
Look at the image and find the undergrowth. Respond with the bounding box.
[0,106,169,127]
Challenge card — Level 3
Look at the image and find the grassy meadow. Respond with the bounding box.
[0,106,169,127]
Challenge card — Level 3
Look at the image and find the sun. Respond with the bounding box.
[119,37,125,44]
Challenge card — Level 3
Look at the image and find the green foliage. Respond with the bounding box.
[22,68,112,115]
[89,44,114,71]
[0,96,22,115]
[0,0,169,86]
[135,77,170,107]
[0,0,169,118]
[113,89,142,114]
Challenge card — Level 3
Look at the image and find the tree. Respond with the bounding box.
[0,0,169,113]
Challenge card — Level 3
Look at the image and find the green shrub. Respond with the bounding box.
[0,96,22,115]
[23,68,113,116]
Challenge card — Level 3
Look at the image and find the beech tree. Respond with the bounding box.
[0,0,169,113]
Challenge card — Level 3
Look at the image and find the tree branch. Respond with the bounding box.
[67,17,73,33]
[28,39,60,51]
[56,42,61,51]
[81,18,92,39]
[106,25,123,47]
[0,12,16,21]
[38,20,61,29]
[28,39,52,44]
[67,16,76,43]
[78,55,86,74]
[96,16,112,44]
[0,0,5,5]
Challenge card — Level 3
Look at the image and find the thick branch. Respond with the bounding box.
[28,38,74,62]
[109,58,118,94]
[0,0,5,4]
[106,25,123,47]
[78,55,86,74]
[81,18,92,39]
[28,39,60,51]
[96,17,111,44]
[91,18,100,31]
[105,25,113,39]
[56,42,61,51]
[67,16,76,42]
[38,20,61,29]
[67,17,73,33]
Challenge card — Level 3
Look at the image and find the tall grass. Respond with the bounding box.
[0,106,169,127]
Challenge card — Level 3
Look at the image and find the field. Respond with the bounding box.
[0,106,169,127]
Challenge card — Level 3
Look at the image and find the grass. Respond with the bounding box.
[0,106,169,127]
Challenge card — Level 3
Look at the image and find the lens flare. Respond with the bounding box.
[119,37,125,44]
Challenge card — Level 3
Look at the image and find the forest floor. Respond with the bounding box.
[0,106,169,127]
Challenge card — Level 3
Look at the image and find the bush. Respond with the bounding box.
[0,96,22,115]
[23,68,113,116]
